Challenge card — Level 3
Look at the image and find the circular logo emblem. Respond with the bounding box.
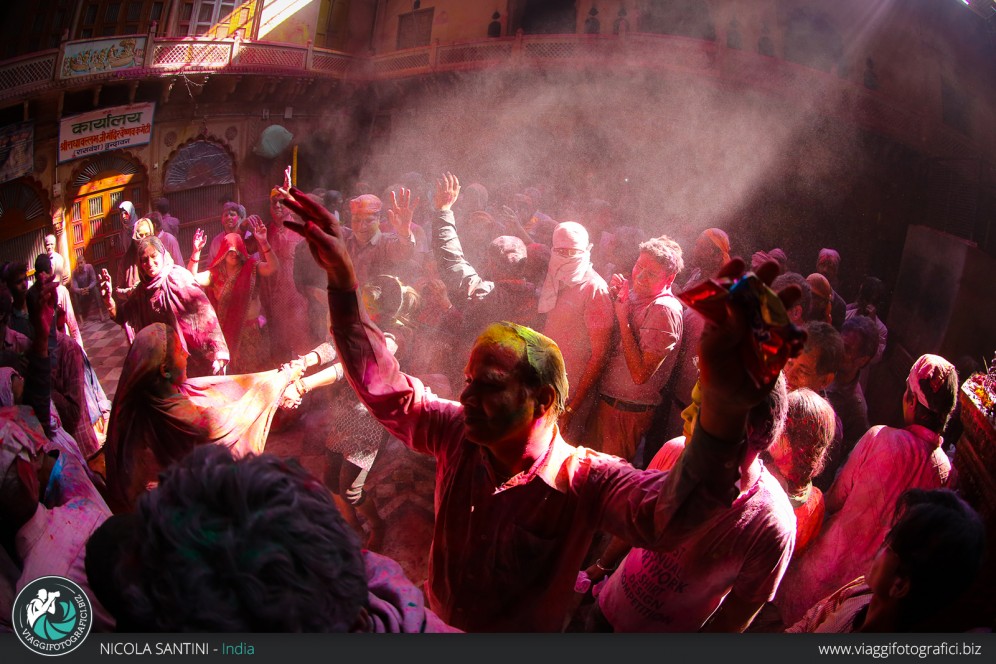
[12,576,92,656]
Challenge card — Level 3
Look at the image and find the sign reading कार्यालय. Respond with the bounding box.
[58,102,155,164]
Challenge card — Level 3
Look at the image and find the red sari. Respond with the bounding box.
[206,234,270,373]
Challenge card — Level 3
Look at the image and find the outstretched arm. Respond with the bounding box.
[430,172,495,305]
[280,186,462,456]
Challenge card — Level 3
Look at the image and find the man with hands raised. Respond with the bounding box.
[278,182,802,633]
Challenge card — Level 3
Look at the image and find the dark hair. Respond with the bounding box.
[841,315,878,360]
[857,276,884,308]
[153,198,170,214]
[781,388,836,488]
[772,272,812,318]
[803,321,843,376]
[3,261,27,289]
[638,235,684,276]
[476,322,568,415]
[148,211,164,233]
[33,253,52,275]
[115,445,369,632]
[886,489,985,629]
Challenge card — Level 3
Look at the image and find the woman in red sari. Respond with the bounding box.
[101,322,302,513]
[99,236,229,377]
[189,216,277,374]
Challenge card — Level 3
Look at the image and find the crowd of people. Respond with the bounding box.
[0,166,986,634]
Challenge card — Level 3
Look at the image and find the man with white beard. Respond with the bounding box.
[538,221,614,439]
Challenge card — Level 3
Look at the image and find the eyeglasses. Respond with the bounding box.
[553,247,585,258]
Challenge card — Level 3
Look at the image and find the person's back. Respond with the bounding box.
[777,354,957,625]
[787,489,984,633]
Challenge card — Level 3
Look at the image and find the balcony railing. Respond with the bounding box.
[0,31,975,159]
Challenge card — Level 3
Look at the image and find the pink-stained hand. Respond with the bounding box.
[433,172,460,211]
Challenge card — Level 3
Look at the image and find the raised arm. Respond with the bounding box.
[595,260,804,547]
[430,172,495,305]
[187,229,210,286]
[248,215,279,277]
[611,275,678,384]
[98,269,118,321]
[280,185,462,456]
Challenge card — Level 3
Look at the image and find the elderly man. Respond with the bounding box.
[586,235,684,463]
[342,192,417,286]
[70,254,105,323]
[280,184,802,632]
[43,235,69,287]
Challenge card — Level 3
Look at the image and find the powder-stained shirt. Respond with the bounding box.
[599,291,683,405]
[597,437,796,632]
[541,266,613,399]
[328,289,745,633]
[774,424,950,625]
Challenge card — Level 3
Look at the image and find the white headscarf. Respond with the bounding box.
[906,354,956,412]
[538,222,592,314]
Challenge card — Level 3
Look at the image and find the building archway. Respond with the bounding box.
[161,137,238,258]
[0,177,52,275]
[67,150,148,278]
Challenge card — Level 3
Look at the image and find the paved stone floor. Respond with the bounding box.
[79,314,436,586]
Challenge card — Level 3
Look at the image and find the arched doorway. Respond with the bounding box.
[161,138,238,261]
[0,178,52,276]
[68,151,148,279]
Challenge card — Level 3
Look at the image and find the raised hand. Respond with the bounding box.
[248,214,268,243]
[387,187,418,238]
[283,165,293,191]
[277,186,357,291]
[433,172,460,211]
[99,269,113,302]
[192,228,207,253]
[610,274,630,321]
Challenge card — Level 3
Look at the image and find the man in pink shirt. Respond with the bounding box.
[280,184,803,632]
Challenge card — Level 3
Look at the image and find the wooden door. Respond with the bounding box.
[70,174,145,278]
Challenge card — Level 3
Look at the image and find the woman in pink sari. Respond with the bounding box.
[99,236,229,378]
[101,323,302,513]
[189,217,277,374]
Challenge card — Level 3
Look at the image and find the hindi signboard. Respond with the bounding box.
[0,121,34,184]
[60,36,147,79]
[58,103,155,164]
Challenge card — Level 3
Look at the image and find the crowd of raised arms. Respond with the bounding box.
[0,167,985,634]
